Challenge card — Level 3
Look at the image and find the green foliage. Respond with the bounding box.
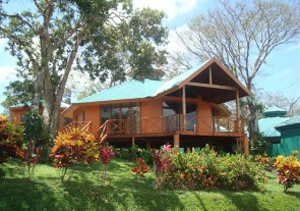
[274,151,300,192]
[49,128,101,182]
[0,116,25,164]
[156,145,267,191]
[1,79,36,110]
[23,110,49,147]
[115,146,152,163]
[250,133,270,155]
[217,154,267,191]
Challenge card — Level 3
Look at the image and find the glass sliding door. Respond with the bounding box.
[163,101,197,132]
[100,103,140,135]
[163,102,181,131]
[130,103,140,134]
[111,104,121,134]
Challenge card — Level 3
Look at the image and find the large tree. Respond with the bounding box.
[174,0,300,146]
[0,0,168,137]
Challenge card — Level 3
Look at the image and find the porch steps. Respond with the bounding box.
[61,121,92,134]
[97,120,109,145]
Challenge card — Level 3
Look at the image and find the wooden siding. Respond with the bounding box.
[73,105,100,135]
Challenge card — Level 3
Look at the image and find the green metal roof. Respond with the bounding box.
[276,114,300,130]
[76,79,164,103]
[264,106,287,117]
[76,60,209,104]
[258,116,290,138]
[10,102,70,108]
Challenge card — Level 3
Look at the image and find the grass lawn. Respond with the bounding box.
[0,159,300,211]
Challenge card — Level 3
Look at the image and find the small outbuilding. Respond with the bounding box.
[258,106,290,143]
[272,114,300,159]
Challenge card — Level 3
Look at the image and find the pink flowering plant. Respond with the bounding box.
[100,146,115,186]
[152,144,173,189]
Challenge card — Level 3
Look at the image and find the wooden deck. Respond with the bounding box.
[61,114,249,155]
[98,114,245,138]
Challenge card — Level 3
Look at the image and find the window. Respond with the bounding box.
[163,101,197,131]
[21,114,26,122]
[100,103,140,134]
[63,117,73,126]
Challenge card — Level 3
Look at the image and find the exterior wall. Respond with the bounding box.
[267,126,300,159]
[10,108,30,123]
[73,105,100,135]
[196,98,212,133]
[140,99,163,133]
[10,107,66,130]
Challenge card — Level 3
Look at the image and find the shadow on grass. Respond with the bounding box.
[221,191,261,211]
[0,178,60,211]
[286,191,300,199]
[61,174,185,211]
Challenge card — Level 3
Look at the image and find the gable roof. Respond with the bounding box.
[75,58,251,104]
[259,116,290,138]
[264,106,287,117]
[276,114,300,131]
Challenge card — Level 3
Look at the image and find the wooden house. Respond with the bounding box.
[62,58,251,154]
[9,102,70,130]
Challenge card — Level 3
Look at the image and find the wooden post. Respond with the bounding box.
[182,86,186,131]
[244,136,250,156]
[174,134,180,153]
[132,137,135,147]
[146,140,151,149]
[236,90,240,119]
[209,66,213,84]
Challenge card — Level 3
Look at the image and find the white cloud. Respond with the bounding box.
[167,24,189,52]
[287,43,300,51]
[133,0,197,20]
[0,66,17,81]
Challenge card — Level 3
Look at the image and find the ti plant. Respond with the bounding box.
[100,146,115,186]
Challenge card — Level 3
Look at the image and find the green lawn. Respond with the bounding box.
[0,159,300,211]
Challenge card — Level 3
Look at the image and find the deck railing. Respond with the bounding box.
[61,121,92,134]
[103,114,244,136]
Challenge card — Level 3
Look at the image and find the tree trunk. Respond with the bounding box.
[247,98,259,147]
[42,33,83,138]
[33,70,43,111]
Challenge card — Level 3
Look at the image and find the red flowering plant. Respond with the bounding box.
[0,116,25,165]
[100,146,115,186]
[18,141,41,177]
[152,144,173,189]
[274,151,300,192]
[49,128,100,182]
[131,157,149,187]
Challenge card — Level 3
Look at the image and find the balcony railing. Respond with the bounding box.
[103,114,244,136]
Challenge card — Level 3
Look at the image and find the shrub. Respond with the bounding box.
[115,146,152,163]
[131,157,149,187]
[49,128,100,182]
[100,146,115,186]
[0,116,24,164]
[255,154,274,171]
[153,145,267,191]
[217,154,267,190]
[274,151,300,192]
[163,146,222,190]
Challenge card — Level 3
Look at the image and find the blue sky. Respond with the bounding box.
[0,0,300,113]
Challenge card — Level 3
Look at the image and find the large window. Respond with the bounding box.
[163,101,197,131]
[100,103,140,134]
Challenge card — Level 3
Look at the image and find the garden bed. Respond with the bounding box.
[1,159,300,211]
